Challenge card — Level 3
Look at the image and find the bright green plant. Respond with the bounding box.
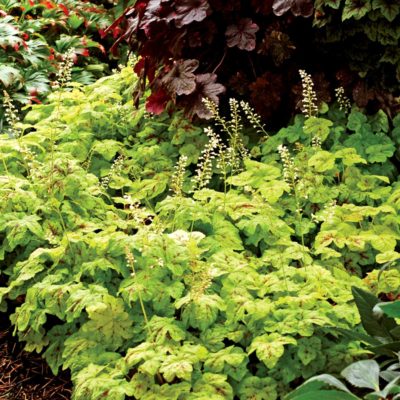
[286,288,400,400]
[1,67,400,399]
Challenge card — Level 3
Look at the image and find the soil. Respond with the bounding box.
[0,314,72,400]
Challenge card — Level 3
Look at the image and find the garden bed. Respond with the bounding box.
[0,313,71,400]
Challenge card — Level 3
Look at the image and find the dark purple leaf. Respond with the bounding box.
[272,0,293,16]
[251,0,273,15]
[141,0,173,34]
[272,0,313,17]
[174,0,210,28]
[187,20,217,47]
[291,0,313,17]
[180,73,225,118]
[161,59,199,96]
[225,18,259,51]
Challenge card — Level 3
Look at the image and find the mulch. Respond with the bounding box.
[0,315,72,400]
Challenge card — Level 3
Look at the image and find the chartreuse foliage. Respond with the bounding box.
[1,67,400,399]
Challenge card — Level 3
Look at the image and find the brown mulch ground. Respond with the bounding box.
[0,315,72,400]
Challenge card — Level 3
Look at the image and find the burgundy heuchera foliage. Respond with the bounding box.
[110,0,399,122]
[113,0,315,119]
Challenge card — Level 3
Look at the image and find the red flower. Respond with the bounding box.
[58,4,69,15]
[41,0,55,9]
[29,96,42,104]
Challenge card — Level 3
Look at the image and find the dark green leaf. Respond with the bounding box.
[351,287,397,340]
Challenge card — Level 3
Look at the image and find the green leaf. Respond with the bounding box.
[347,111,368,131]
[342,0,372,21]
[237,376,278,400]
[67,13,85,29]
[204,346,248,380]
[368,341,400,357]
[43,324,72,375]
[180,294,226,331]
[159,355,193,382]
[6,214,45,246]
[372,0,400,21]
[285,380,327,400]
[258,180,290,203]
[308,150,336,172]
[81,295,133,350]
[370,110,389,133]
[227,159,281,188]
[202,214,244,251]
[320,0,341,9]
[365,143,395,163]
[341,360,380,390]
[351,287,397,339]
[303,117,333,142]
[93,140,122,161]
[287,390,361,400]
[192,373,234,400]
[308,374,351,392]
[141,382,191,399]
[334,148,367,166]
[73,364,130,400]
[124,343,159,369]
[297,337,321,365]
[0,65,22,87]
[247,333,296,369]
[377,301,400,319]
[65,285,108,323]
[147,316,186,344]
[126,373,152,399]
[376,251,400,264]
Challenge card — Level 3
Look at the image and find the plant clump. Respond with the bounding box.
[0,66,399,399]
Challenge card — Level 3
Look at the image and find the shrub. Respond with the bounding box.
[111,0,400,124]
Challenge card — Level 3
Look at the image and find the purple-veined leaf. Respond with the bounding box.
[272,0,293,16]
[273,0,313,17]
[174,0,211,28]
[225,18,259,51]
[161,59,199,96]
[180,73,225,118]
[291,0,314,16]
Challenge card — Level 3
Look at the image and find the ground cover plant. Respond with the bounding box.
[1,63,400,399]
